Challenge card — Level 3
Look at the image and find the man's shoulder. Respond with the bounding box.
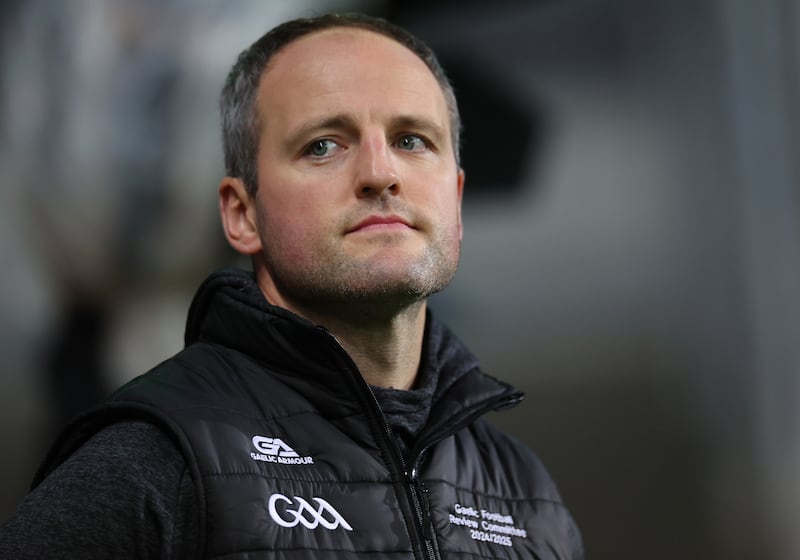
[458,419,564,501]
[2,421,195,560]
[24,422,186,517]
[466,419,541,459]
[53,420,186,476]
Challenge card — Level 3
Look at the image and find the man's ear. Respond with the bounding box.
[219,177,262,255]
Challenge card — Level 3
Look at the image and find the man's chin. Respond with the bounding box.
[265,249,458,313]
[346,266,455,304]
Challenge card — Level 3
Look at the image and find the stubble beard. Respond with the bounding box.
[262,230,460,321]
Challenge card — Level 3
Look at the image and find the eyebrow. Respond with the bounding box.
[389,115,447,144]
[286,114,359,150]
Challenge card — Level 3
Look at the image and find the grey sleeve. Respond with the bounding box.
[0,421,199,559]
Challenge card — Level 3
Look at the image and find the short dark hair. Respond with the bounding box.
[220,12,461,195]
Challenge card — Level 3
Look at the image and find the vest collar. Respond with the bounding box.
[185,268,523,425]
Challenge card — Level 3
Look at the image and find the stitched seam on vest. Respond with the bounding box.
[429,552,507,560]
[202,473,394,484]
[423,478,566,506]
[210,545,414,558]
[160,404,322,423]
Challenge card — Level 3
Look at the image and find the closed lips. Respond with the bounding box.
[346,215,414,233]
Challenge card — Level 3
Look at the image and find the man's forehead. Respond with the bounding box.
[255,26,449,132]
[261,26,433,88]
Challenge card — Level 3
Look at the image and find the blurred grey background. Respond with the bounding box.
[1,1,799,559]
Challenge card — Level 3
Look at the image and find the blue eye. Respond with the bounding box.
[307,139,338,157]
[397,135,426,151]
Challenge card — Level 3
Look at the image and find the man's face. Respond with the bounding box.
[250,27,464,314]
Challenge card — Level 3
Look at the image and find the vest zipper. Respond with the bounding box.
[403,389,524,555]
[318,327,439,560]
[409,465,437,559]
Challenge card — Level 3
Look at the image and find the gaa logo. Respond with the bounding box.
[251,436,314,465]
[252,436,299,457]
[268,493,353,531]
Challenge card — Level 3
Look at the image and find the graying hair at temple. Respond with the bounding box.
[219,12,462,195]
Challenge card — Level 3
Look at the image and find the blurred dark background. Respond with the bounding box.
[1,1,799,559]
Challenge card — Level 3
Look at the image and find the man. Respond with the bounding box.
[0,13,583,559]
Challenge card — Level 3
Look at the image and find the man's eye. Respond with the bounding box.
[396,135,427,152]
[306,139,339,157]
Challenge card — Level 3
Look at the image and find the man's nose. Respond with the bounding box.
[354,135,401,198]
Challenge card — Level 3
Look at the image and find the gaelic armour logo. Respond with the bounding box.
[268,493,353,531]
[251,436,313,465]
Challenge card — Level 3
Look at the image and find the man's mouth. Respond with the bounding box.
[346,215,414,234]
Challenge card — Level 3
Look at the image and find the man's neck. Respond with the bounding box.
[312,302,427,390]
[255,272,427,389]
[318,301,425,389]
